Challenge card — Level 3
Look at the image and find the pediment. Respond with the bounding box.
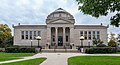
[52,20,70,23]
[48,19,72,24]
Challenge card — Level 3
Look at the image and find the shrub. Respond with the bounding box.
[5,47,35,53]
[97,44,107,47]
[85,47,116,54]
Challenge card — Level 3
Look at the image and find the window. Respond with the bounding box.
[93,35,96,39]
[97,31,100,34]
[66,36,68,42]
[26,31,28,39]
[38,31,41,36]
[85,31,87,34]
[34,31,36,39]
[97,35,100,39]
[88,31,91,40]
[30,31,32,39]
[93,31,96,39]
[93,31,95,34]
[97,31,100,39]
[88,31,91,34]
[84,31,87,39]
[21,31,24,39]
[80,31,83,36]
[53,38,55,42]
[88,35,91,40]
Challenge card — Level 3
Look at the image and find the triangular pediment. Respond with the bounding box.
[48,19,72,24]
[52,20,70,23]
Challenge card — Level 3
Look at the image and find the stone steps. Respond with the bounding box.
[41,49,80,53]
[50,46,71,49]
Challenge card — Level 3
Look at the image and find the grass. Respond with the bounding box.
[115,52,120,54]
[0,52,34,61]
[1,58,46,65]
[68,56,120,65]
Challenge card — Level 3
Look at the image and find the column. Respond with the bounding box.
[47,27,51,45]
[55,27,58,45]
[63,27,66,46]
[70,27,74,44]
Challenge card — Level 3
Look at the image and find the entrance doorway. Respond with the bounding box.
[58,36,63,46]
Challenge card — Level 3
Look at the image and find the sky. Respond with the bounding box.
[0,0,119,36]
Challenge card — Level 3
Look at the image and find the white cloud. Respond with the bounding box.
[0,0,119,36]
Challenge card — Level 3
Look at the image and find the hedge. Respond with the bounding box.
[5,47,35,53]
[85,47,117,54]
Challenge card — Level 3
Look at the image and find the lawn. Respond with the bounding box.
[68,56,120,65]
[0,52,34,61]
[1,58,46,65]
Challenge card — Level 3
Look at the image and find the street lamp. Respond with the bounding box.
[80,36,85,52]
[36,36,41,48]
[31,40,32,47]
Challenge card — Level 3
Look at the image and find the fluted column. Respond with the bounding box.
[55,27,58,45]
[63,27,66,46]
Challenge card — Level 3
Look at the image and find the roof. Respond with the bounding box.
[13,25,47,29]
[75,25,108,29]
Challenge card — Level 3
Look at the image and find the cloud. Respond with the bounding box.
[0,0,119,36]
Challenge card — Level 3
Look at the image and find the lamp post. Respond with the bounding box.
[80,36,84,52]
[31,40,32,47]
[36,36,41,48]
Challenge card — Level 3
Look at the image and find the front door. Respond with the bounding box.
[58,36,63,46]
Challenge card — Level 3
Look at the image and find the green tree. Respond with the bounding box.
[0,24,12,47]
[108,40,117,47]
[92,39,104,46]
[117,34,120,42]
[108,33,117,47]
[76,0,120,27]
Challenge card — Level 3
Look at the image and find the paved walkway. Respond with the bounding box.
[0,53,120,65]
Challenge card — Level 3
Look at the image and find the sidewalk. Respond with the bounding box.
[0,53,120,65]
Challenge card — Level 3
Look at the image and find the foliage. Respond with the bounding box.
[5,36,13,47]
[108,40,117,47]
[76,0,120,27]
[2,58,46,65]
[92,39,103,46]
[97,44,107,47]
[0,36,13,48]
[68,56,120,65]
[5,47,35,53]
[0,24,12,48]
[117,34,120,42]
[85,47,116,54]
[0,52,34,61]
[109,33,116,41]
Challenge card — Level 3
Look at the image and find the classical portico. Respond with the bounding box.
[46,8,75,48]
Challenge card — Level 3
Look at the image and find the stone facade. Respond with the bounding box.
[13,8,108,49]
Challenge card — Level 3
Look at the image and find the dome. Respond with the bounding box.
[46,8,75,24]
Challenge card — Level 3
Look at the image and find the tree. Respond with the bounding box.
[4,36,13,47]
[108,33,117,47]
[117,34,120,43]
[76,0,120,27]
[108,40,117,47]
[92,39,103,46]
[0,24,12,47]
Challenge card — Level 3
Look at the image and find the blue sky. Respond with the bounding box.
[0,0,119,36]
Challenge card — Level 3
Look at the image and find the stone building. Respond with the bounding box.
[13,8,108,49]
